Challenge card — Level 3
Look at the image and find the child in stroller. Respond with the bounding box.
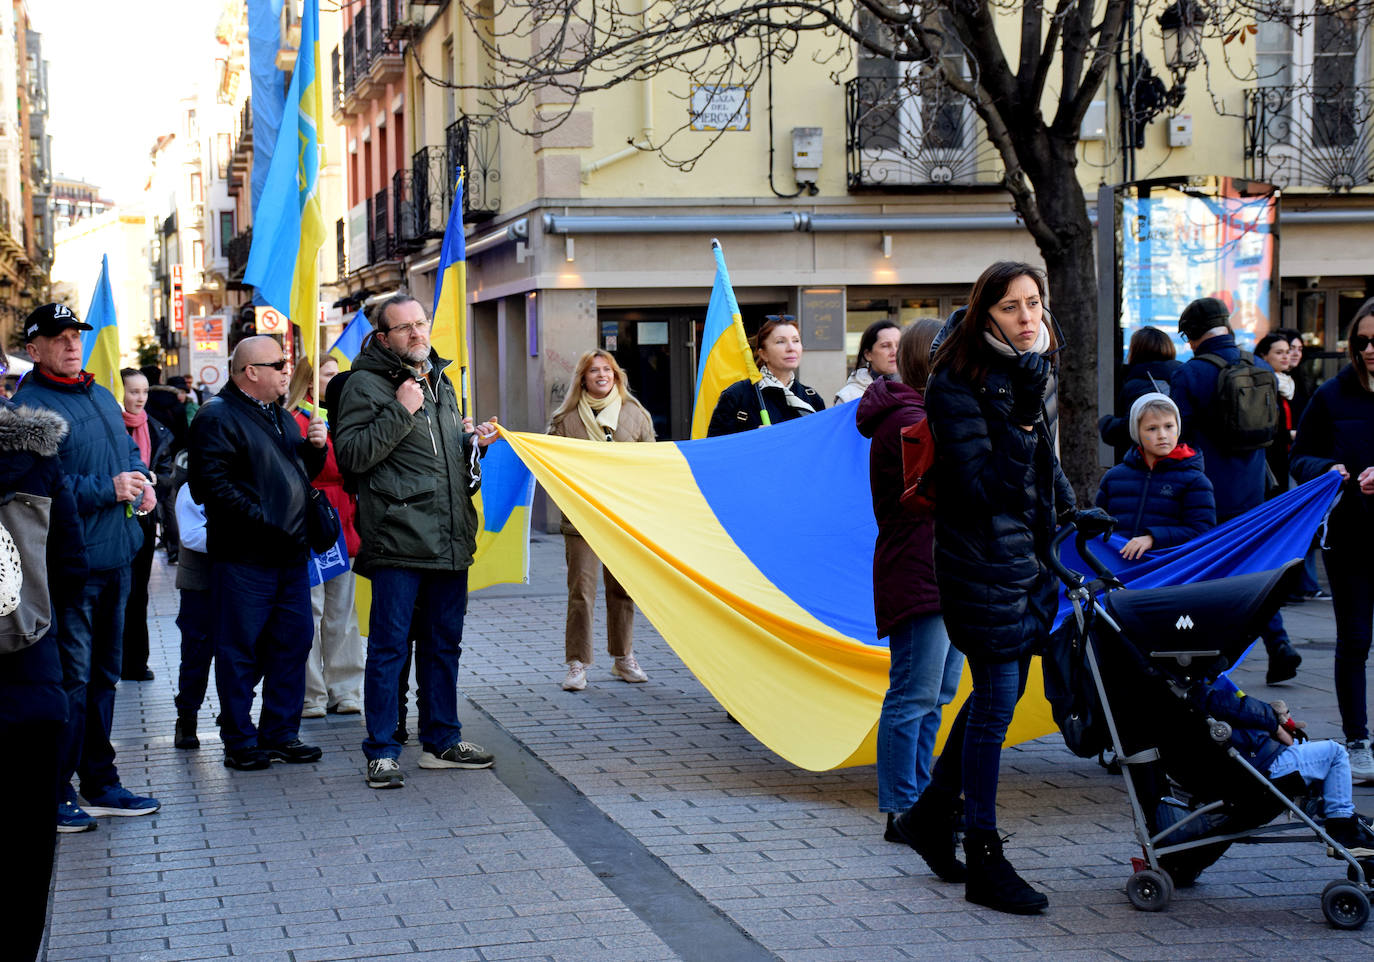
[1047,521,1374,928]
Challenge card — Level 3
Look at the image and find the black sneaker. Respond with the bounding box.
[262,739,323,764]
[223,746,271,771]
[1327,815,1374,858]
[418,741,494,769]
[173,716,199,750]
[1266,641,1302,685]
[366,757,405,789]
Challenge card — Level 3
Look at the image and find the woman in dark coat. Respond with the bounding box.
[707,314,825,435]
[0,376,89,960]
[1290,303,1374,784]
[855,319,964,848]
[910,261,1110,915]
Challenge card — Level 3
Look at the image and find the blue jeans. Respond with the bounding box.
[1268,739,1354,819]
[1325,542,1373,741]
[174,588,214,718]
[929,652,1032,832]
[56,566,130,795]
[877,614,964,812]
[211,561,314,751]
[364,567,468,761]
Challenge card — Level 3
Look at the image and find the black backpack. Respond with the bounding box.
[1196,351,1278,453]
[323,370,360,494]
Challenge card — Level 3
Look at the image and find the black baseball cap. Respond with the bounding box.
[23,303,93,342]
[1178,297,1230,341]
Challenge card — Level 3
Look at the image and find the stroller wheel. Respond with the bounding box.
[1126,869,1174,912]
[1321,881,1370,930]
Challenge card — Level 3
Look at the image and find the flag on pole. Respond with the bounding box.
[82,254,123,405]
[327,308,370,371]
[243,0,326,364]
[690,239,761,438]
[430,169,468,400]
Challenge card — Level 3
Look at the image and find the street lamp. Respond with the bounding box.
[1158,0,1205,73]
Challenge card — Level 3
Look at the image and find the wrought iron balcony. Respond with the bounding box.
[1244,82,1374,191]
[226,227,252,281]
[445,114,501,221]
[845,76,1001,189]
[392,147,456,251]
[369,187,396,264]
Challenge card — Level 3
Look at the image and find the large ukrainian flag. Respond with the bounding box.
[82,254,123,404]
[244,0,326,362]
[690,240,760,438]
[431,169,468,397]
[497,410,1341,772]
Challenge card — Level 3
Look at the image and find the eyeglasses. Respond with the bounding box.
[382,320,430,336]
[1352,334,1373,352]
[764,314,797,323]
[248,360,288,371]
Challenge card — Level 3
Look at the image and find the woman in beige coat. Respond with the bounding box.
[548,350,656,691]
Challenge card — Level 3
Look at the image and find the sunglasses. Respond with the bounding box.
[764,314,797,323]
[1352,334,1373,353]
[249,360,288,371]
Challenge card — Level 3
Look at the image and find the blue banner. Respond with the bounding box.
[247,0,286,216]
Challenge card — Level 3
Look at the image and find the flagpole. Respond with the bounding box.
[311,307,321,407]
[710,239,771,427]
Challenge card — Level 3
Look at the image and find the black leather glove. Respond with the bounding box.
[1007,351,1050,426]
[1071,506,1117,539]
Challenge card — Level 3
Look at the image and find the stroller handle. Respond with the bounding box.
[1046,522,1124,592]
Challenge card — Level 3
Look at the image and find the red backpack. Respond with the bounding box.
[898,417,937,513]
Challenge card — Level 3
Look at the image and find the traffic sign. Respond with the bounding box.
[255,305,287,334]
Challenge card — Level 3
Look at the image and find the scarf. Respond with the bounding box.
[1275,371,1294,401]
[983,321,1052,358]
[578,390,623,442]
[123,409,151,466]
[759,365,816,414]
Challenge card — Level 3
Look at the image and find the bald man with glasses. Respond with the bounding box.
[188,336,330,771]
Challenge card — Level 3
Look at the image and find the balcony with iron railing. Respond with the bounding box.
[844,76,1001,189]
[226,227,252,281]
[229,97,252,193]
[369,187,395,264]
[1244,82,1374,191]
[445,114,501,221]
[361,0,404,89]
[391,146,454,252]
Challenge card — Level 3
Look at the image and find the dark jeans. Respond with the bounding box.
[211,561,313,751]
[122,514,157,677]
[1325,542,1374,741]
[364,567,467,761]
[174,588,214,718]
[1,719,60,961]
[929,652,1032,832]
[56,566,129,794]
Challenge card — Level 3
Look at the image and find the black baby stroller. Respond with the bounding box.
[1045,521,1373,929]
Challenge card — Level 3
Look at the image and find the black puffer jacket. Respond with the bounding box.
[188,381,326,566]
[707,377,825,436]
[925,358,1076,662]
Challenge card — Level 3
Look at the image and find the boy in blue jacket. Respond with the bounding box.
[1095,393,1216,560]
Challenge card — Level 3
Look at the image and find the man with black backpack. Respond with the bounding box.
[1171,297,1301,684]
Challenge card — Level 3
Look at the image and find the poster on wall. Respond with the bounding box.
[1115,176,1279,362]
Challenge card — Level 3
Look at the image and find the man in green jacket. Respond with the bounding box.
[333,293,498,789]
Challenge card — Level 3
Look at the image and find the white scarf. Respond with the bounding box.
[1275,371,1294,401]
[577,391,622,442]
[983,321,1051,358]
[759,365,815,414]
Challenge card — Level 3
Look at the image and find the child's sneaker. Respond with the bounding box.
[1326,815,1374,858]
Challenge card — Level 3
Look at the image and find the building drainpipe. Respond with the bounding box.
[580,0,653,182]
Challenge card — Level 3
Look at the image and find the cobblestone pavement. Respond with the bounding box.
[46,536,1374,961]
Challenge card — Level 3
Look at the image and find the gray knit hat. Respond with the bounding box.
[1128,392,1181,445]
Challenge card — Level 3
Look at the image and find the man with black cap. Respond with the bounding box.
[13,303,162,832]
[1171,296,1301,684]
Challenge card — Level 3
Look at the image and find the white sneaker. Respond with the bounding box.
[1348,739,1374,784]
[562,660,587,691]
[611,654,648,683]
[301,705,326,719]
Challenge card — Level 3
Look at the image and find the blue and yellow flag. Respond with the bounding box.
[244,0,325,363]
[496,408,1341,772]
[690,239,760,438]
[327,308,370,371]
[82,254,123,404]
[431,169,468,398]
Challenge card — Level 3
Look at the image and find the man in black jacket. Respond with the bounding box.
[188,336,329,771]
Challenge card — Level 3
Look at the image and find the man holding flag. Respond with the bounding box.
[333,293,499,790]
[15,304,161,832]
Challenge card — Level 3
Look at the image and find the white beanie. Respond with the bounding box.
[1128,392,1181,445]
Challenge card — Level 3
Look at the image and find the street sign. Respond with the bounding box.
[172,264,185,334]
[255,305,287,334]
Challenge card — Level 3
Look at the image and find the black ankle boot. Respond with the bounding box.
[173,716,199,750]
[890,789,967,883]
[1265,640,1302,685]
[963,828,1047,914]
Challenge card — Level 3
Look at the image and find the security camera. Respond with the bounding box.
[1306,276,1322,289]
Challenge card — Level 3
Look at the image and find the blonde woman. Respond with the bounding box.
[548,350,656,690]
